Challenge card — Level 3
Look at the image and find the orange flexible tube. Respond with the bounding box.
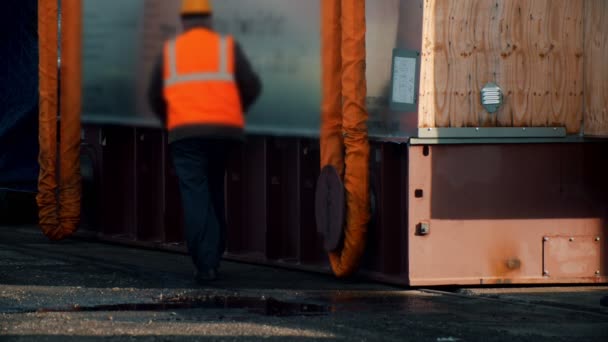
[324,0,371,277]
[37,0,60,239]
[58,0,82,237]
[37,0,82,240]
[320,0,345,177]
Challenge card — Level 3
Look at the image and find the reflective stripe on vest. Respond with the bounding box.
[164,36,234,87]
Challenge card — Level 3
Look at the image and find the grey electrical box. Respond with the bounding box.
[389,49,420,113]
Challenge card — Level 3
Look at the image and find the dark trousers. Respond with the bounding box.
[170,138,229,273]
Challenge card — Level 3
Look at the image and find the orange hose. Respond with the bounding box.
[327,0,371,277]
[37,0,60,240]
[37,0,82,240]
[320,0,345,176]
[58,0,82,237]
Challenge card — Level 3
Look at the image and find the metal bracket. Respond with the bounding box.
[418,127,567,139]
[416,222,430,236]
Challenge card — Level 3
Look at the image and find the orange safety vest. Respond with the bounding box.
[163,29,243,140]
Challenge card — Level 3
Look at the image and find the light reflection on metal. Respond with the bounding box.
[81,0,423,138]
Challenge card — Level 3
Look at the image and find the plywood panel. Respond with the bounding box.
[419,0,438,128]
[527,0,552,127]
[426,0,451,127]
[446,0,475,127]
[497,0,530,127]
[498,0,532,126]
[584,0,608,136]
[474,0,502,127]
[551,0,584,133]
[419,0,585,133]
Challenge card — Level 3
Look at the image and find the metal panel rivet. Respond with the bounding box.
[418,222,430,236]
[543,236,549,242]
[543,270,550,276]
[596,237,601,242]
[596,271,601,276]
[569,237,574,242]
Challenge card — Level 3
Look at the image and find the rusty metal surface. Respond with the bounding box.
[135,128,165,242]
[430,144,602,220]
[80,127,412,284]
[315,166,345,252]
[96,126,137,238]
[225,137,327,264]
[81,126,177,243]
[224,139,411,282]
[80,123,608,286]
[363,143,409,275]
[265,138,300,260]
[163,145,184,243]
[80,128,102,232]
[407,143,608,286]
[298,140,327,265]
[544,236,602,279]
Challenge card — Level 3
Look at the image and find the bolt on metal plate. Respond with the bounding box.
[417,222,430,236]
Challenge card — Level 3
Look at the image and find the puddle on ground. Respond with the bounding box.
[32,294,444,316]
[35,296,328,317]
[319,294,443,314]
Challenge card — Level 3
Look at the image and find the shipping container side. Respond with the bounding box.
[77,0,608,286]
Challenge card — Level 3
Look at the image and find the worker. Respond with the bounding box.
[148,0,262,282]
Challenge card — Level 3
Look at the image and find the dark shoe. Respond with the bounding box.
[194,268,218,283]
[601,295,608,307]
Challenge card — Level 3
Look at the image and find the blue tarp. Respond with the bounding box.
[0,0,39,192]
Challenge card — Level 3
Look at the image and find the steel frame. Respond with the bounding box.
[80,124,608,286]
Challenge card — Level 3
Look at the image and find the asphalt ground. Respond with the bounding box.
[1,225,607,341]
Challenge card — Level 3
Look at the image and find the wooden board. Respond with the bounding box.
[419,0,585,134]
[584,0,608,136]
[554,0,584,132]
[418,0,434,128]
[475,0,502,127]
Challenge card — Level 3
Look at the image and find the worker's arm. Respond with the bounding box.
[148,54,167,126]
[234,42,262,113]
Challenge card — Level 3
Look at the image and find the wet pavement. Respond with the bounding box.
[1,225,607,341]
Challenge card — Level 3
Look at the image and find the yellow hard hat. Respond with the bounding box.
[181,0,212,16]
